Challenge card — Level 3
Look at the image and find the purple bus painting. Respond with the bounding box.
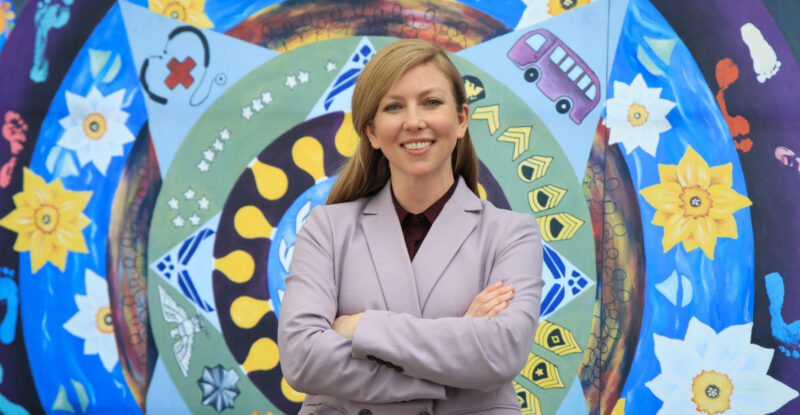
[508,29,600,124]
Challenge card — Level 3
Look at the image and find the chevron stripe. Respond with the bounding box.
[471,105,500,134]
[497,126,531,160]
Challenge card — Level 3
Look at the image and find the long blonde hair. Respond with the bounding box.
[326,39,479,205]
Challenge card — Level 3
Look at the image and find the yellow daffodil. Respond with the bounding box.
[640,146,751,259]
[0,168,92,272]
[149,0,213,29]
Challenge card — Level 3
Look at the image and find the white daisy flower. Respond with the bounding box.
[646,317,798,414]
[58,86,135,175]
[63,269,119,372]
[606,73,676,156]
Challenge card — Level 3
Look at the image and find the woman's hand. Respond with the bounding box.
[332,312,364,339]
[463,281,514,318]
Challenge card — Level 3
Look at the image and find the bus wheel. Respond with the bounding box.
[556,98,571,114]
[524,67,540,82]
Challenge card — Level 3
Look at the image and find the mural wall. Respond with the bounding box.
[0,0,798,413]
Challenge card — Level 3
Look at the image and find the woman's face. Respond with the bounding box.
[365,61,469,186]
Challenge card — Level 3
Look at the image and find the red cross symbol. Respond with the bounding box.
[165,57,196,90]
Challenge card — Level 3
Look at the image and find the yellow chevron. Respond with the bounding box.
[534,320,582,356]
[520,353,564,389]
[513,382,543,415]
[528,185,567,213]
[471,105,500,134]
[497,126,531,160]
[536,213,584,242]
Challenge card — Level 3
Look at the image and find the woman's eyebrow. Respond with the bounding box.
[383,87,448,101]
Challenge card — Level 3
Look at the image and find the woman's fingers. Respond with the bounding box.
[481,288,514,315]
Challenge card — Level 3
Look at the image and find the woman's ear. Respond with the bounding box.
[365,122,380,149]
[457,103,470,139]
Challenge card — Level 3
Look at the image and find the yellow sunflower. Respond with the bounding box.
[0,168,92,272]
[547,0,591,16]
[148,0,213,28]
[639,146,751,259]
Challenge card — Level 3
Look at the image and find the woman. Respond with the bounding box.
[278,39,544,414]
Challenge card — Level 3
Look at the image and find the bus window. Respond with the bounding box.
[550,46,567,64]
[585,84,597,100]
[568,66,584,81]
[525,33,547,52]
[577,74,591,90]
[559,56,575,72]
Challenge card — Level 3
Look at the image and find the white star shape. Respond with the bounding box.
[203,149,215,162]
[261,91,273,105]
[172,216,185,228]
[213,139,224,151]
[198,160,210,172]
[297,70,309,84]
[219,128,230,141]
[285,75,298,89]
[251,99,264,112]
[184,188,196,200]
[188,213,201,226]
[242,106,253,120]
[198,196,210,210]
[325,60,337,72]
[167,197,179,210]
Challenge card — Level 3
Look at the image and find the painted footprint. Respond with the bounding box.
[765,272,800,358]
[741,22,781,83]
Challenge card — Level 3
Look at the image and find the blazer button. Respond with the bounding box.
[358,410,372,415]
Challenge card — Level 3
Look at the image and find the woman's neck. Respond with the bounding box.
[390,173,456,214]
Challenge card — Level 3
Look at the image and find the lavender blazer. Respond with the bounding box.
[278,177,544,415]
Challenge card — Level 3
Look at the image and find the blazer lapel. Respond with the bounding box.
[361,182,422,317]
[413,177,482,312]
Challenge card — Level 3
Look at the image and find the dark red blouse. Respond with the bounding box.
[391,181,458,261]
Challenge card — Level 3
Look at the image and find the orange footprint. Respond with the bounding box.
[715,58,753,152]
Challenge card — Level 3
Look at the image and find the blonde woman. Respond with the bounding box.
[278,39,544,414]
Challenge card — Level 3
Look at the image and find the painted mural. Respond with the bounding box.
[0,0,797,414]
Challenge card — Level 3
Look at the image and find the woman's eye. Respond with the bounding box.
[384,103,400,111]
[425,99,442,106]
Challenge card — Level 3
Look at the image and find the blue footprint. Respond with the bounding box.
[765,272,800,358]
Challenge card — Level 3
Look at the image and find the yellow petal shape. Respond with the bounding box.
[677,146,710,189]
[693,217,718,259]
[12,192,29,210]
[54,224,89,253]
[708,185,752,218]
[50,244,68,271]
[640,182,683,213]
[715,216,738,239]
[56,190,92,220]
[13,228,32,252]
[215,250,255,283]
[709,163,733,187]
[0,208,35,233]
[652,210,671,226]
[657,164,679,184]
[682,234,699,253]
[662,214,693,252]
[187,11,214,29]
[251,161,288,201]
[281,377,306,402]
[30,231,51,273]
[241,337,280,373]
[74,213,91,229]
[231,296,272,329]
[23,168,50,210]
[234,206,273,239]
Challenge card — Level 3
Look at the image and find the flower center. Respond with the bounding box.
[163,2,186,20]
[82,112,107,140]
[35,205,59,233]
[627,103,650,127]
[691,370,733,415]
[95,306,114,334]
[560,0,576,9]
[680,186,712,218]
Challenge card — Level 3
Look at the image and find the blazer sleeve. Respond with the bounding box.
[350,213,544,392]
[277,207,447,403]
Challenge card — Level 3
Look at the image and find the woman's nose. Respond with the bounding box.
[403,108,426,130]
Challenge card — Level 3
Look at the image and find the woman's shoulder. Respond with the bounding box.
[477,199,538,228]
